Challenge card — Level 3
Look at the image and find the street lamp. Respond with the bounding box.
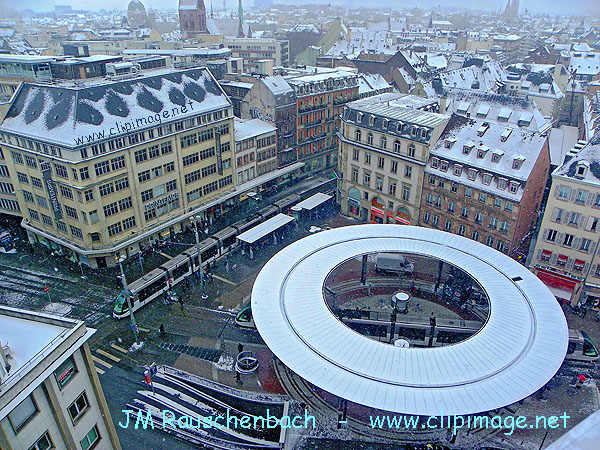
[192,216,209,300]
[117,255,141,346]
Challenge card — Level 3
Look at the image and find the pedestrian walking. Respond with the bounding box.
[178,296,184,310]
[582,308,588,318]
[194,270,200,283]
[184,275,190,290]
[238,343,244,354]
[235,369,242,384]
[159,324,166,338]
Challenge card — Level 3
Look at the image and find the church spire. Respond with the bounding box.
[237,0,245,37]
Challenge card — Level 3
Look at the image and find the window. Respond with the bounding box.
[405,166,412,178]
[119,197,132,211]
[17,172,29,184]
[389,182,397,196]
[440,161,448,172]
[9,395,37,432]
[363,173,370,187]
[475,212,483,224]
[108,222,122,237]
[432,215,439,226]
[445,220,452,231]
[547,229,557,242]
[461,207,468,218]
[448,202,455,213]
[563,234,574,247]
[489,217,498,229]
[438,179,444,188]
[79,167,90,180]
[166,180,177,192]
[494,198,502,208]
[123,216,136,230]
[28,431,52,450]
[152,166,163,178]
[31,177,42,189]
[94,161,110,177]
[141,189,153,202]
[465,188,472,198]
[390,161,398,173]
[479,193,487,203]
[23,191,34,203]
[576,190,587,204]
[111,156,125,171]
[402,186,410,201]
[355,129,361,142]
[161,141,173,155]
[376,177,383,191]
[351,168,358,182]
[148,145,160,159]
[505,201,513,212]
[428,175,435,185]
[138,170,151,183]
[352,148,359,160]
[500,221,509,233]
[56,221,67,233]
[11,151,23,164]
[68,392,89,423]
[408,144,415,158]
[90,210,99,224]
[54,356,76,388]
[486,236,494,246]
[394,140,401,153]
[84,189,94,202]
[65,206,78,220]
[380,137,387,149]
[367,133,373,146]
[80,425,100,450]
[569,212,582,227]
[36,195,47,208]
[581,238,591,252]
[558,185,569,199]
[364,191,369,200]
[99,182,114,197]
[431,158,439,168]
[378,156,384,169]
[59,185,73,200]
[458,225,466,236]
[25,155,37,168]
[423,211,431,223]
[364,153,371,165]
[483,174,492,185]
[453,166,462,176]
[183,153,199,167]
[472,231,479,241]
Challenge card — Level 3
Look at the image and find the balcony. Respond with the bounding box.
[298,133,327,145]
[299,104,328,113]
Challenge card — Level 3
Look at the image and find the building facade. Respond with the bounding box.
[222,38,288,72]
[531,136,600,307]
[0,306,121,450]
[179,0,209,39]
[420,115,549,259]
[338,94,449,225]
[0,67,235,268]
[233,118,277,186]
[241,75,297,169]
[288,69,359,176]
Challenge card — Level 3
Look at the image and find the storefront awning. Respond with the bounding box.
[542,250,552,257]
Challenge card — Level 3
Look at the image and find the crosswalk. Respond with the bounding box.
[92,347,122,375]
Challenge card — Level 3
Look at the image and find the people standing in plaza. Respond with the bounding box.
[238,343,244,354]
[159,324,166,338]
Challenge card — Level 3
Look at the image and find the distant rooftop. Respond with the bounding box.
[234,117,276,141]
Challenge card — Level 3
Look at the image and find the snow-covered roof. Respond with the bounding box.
[237,213,293,244]
[262,75,293,96]
[430,116,547,197]
[234,117,275,141]
[251,225,568,416]
[554,134,600,185]
[0,67,230,148]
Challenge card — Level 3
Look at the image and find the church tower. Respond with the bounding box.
[179,0,209,39]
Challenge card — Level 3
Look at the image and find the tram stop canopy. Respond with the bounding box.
[294,193,332,210]
[237,213,294,244]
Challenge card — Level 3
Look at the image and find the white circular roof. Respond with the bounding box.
[251,225,569,416]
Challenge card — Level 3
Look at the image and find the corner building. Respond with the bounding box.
[0,67,235,268]
[338,94,449,225]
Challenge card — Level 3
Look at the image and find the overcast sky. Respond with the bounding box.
[3,0,599,16]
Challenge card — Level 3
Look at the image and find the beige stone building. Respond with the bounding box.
[222,38,288,72]
[338,93,449,225]
[233,118,277,187]
[0,67,235,268]
[531,136,600,306]
[0,305,121,450]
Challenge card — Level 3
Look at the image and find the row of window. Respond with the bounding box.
[555,184,600,207]
[186,175,233,203]
[352,136,417,158]
[141,180,177,203]
[551,208,600,231]
[426,175,515,211]
[430,158,520,193]
[542,228,595,252]
[538,250,590,274]
[108,216,137,237]
[138,162,175,183]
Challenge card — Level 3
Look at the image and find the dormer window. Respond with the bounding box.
[463,143,474,155]
[482,173,492,185]
[498,178,507,190]
[382,119,389,128]
[477,123,489,137]
[357,112,363,122]
[444,137,456,148]
[468,169,478,181]
[440,161,448,172]
[477,150,484,158]
[509,182,519,193]
[453,165,462,176]
[513,156,525,169]
[431,157,439,168]
[576,162,589,177]
[369,115,375,126]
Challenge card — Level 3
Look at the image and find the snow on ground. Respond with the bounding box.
[213,353,235,372]
[41,302,72,315]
